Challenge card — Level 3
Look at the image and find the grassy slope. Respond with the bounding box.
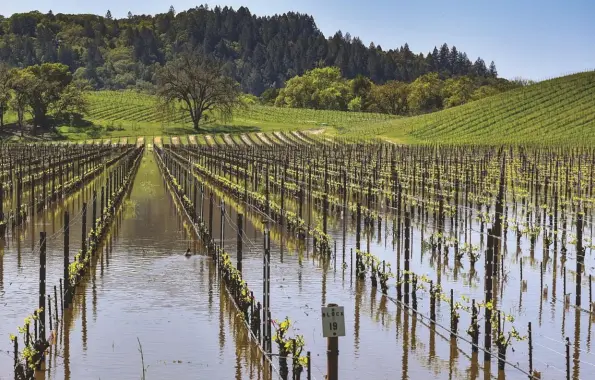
[372,71,595,144]
[55,90,396,140]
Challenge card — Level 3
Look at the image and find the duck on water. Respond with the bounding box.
[185,248,191,257]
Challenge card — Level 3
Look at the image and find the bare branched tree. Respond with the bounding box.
[156,50,242,131]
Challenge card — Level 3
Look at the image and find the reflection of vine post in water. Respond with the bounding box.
[401,307,409,380]
[17,226,22,269]
[466,351,479,380]
[354,274,363,353]
[82,283,87,352]
[572,307,581,379]
[219,273,226,357]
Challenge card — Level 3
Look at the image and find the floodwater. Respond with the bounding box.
[2,146,595,380]
[192,166,497,380]
[1,167,105,371]
[185,145,595,380]
[1,153,265,380]
[200,189,447,380]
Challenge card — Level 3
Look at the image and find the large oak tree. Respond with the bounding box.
[156,51,242,131]
[24,63,73,127]
[9,63,88,129]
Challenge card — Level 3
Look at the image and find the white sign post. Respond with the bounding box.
[321,305,345,337]
[322,303,344,380]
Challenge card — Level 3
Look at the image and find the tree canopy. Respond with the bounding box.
[0,6,498,95]
[22,63,74,127]
[156,51,242,130]
[0,62,88,130]
[275,67,351,110]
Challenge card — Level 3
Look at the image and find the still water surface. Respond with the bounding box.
[1,154,264,380]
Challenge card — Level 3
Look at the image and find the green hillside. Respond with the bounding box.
[4,71,594,144]
[366,71,595,144]
[54,90,397,140]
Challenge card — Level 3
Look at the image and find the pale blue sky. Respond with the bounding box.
[2,0,594,81]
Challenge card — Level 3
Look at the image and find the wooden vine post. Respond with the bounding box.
[237,213,243,273]
[92,190,97,244]
[38,231,47,367]
[100,187,104,220]
[81,202,87,260]
[208,192,214,239]
[262,223,271,354]
[63,211,70,307]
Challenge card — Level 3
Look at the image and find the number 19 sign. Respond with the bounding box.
[321,305,345,338]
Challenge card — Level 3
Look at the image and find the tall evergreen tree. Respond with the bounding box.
[438,43,450,74]
[449,46,459,75]
[489,61,498,78]
[472,57,488,77]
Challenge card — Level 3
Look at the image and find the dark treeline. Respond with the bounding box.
[0,5,498,96]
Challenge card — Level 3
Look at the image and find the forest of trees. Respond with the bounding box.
[0,5,500,96]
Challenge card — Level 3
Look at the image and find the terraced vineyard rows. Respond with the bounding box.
[72,90,396,140]
[372,71,595,144]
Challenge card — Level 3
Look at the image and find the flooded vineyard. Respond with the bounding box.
[2,135,595,380]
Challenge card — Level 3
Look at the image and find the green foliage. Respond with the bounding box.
[407,73,444,113]
[259,88,280,105]
[12,307,46,370]
[368,80,410,115]
[3,62,89,130]
[471,85,501,101]
[22,63,73,127]
[0,8,496,96]
[9,69,34,130]
[241,94,259,105]
[276,68,511,115]
[275,67,351,111]
[350,75,372,102]
[272,317,308,372]
[347,96,362,112]
[442,76,475,108]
